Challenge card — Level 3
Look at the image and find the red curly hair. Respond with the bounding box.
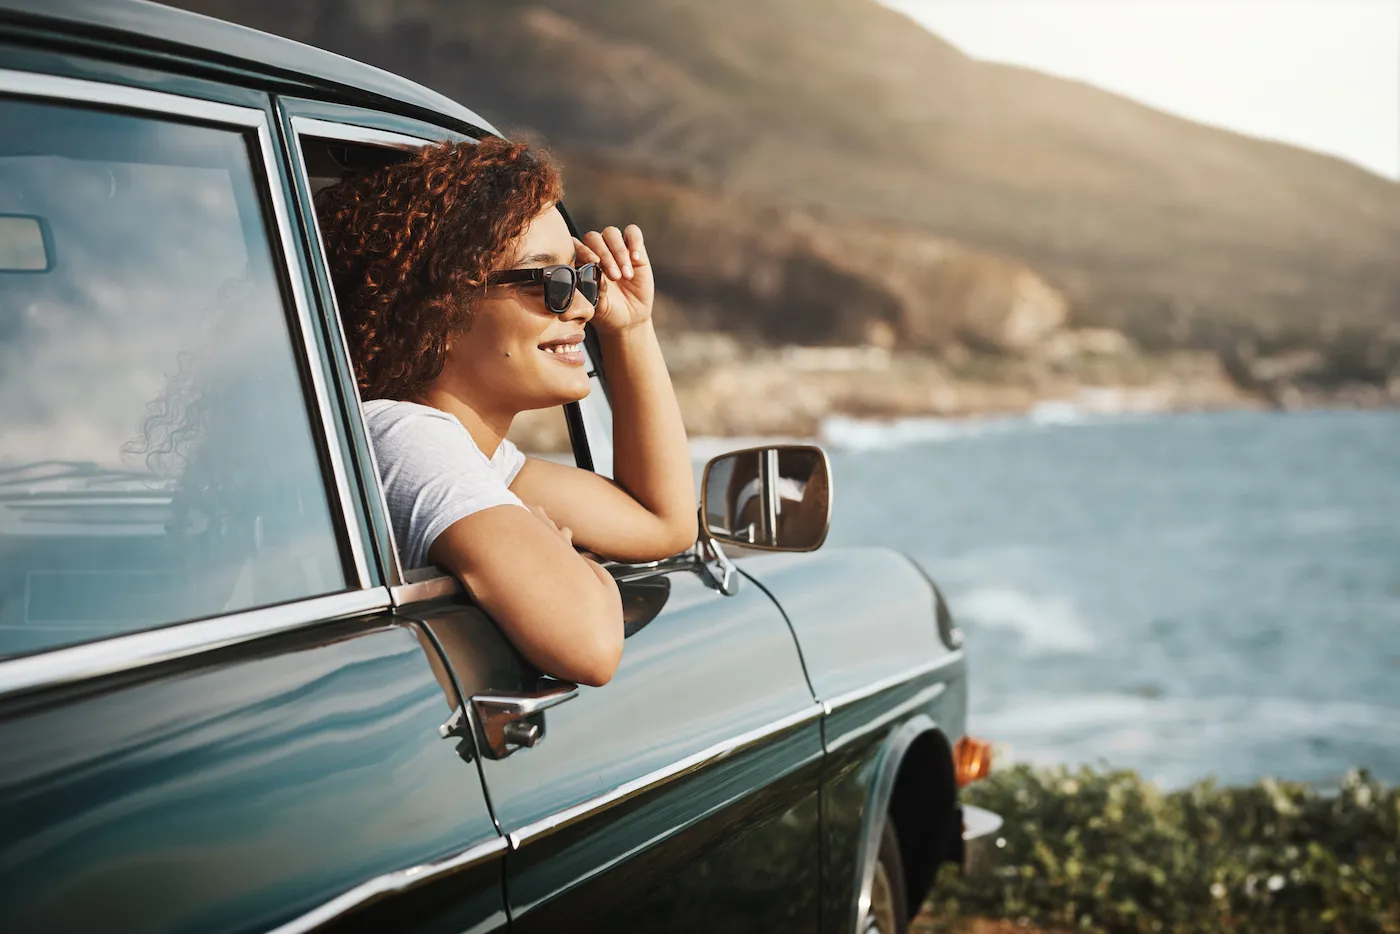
[315,136,564,400]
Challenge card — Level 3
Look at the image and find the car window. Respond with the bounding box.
[298,136,582,467]
[296,132,587,578]
[0,96,348,658]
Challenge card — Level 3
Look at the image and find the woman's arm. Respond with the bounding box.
[510,224,698,562]
[428,503,623,686]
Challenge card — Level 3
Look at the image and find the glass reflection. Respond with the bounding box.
[703,446,829,550]
[0,98,345,657]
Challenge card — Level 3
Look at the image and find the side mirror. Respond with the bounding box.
[701,444,832,552]
[0,214,53,273]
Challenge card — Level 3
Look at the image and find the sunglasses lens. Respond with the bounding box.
[543,266,574,313]
[578,263,600,306]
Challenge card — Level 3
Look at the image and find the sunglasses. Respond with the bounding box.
[486,263,601,314]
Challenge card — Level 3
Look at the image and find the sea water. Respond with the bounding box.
[794,409,1400,788]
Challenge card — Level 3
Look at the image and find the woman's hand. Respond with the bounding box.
[529,504,573,549]
[575,224,653,333]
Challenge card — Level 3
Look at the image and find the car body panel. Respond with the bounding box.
[742,548,970,931]
[506,730,823,934]
[0,618,506,934]
[406,564,824,931]
[740,547,966,723]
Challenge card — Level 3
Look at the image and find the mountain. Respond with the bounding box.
[165,0,1400,397]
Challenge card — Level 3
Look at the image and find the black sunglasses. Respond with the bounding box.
[486,263,601,314]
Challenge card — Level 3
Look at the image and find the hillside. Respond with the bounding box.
[166,0,1400,408]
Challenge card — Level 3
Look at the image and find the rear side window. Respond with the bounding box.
[0,97,347,658]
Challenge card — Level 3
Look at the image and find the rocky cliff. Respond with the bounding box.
[166,0,1400,421]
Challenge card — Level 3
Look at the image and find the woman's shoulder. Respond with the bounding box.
[362,398,458,429]
[362,399,473,460]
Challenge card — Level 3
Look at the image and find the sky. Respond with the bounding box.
[878,0,1400,180]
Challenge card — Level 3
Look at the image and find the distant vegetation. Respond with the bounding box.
[918,764,1400,934]
[171,0,1400,412]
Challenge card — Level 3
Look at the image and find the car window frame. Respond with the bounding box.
[0,68,389,700]
[278,103,616,605]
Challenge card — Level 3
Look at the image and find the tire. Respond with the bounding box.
[864,818,910,934]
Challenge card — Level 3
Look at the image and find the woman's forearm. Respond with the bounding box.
[598,319,697,551]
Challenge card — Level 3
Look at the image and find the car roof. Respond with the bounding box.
[0,0,500,135]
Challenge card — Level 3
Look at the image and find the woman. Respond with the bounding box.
[316,138,696,686]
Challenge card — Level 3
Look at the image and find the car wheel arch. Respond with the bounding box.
[851,715,958,931]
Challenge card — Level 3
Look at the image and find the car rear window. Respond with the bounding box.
[0,96,348,658]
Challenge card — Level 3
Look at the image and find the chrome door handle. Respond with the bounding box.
[472,680,580,717]
[470,678,579,759]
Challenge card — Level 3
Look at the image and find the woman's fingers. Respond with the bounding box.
[581,225,647,283]
[529,504,575,547]
[601,226,632,279]
[580,230,619,279]
[623,224,647,268]
[572,236,601,267]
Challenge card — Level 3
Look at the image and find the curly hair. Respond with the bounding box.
[314,136,564,400]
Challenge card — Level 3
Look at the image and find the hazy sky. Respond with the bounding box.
[879,0,1400,180]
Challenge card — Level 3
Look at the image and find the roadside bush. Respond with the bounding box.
[922,764,1400,933]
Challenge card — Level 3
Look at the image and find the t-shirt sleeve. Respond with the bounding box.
[497,437,527,486]
[370,408,526,570]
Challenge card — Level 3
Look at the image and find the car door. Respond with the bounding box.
[410,351,824,934]
[279,107,826,933]
[0,64,505,933]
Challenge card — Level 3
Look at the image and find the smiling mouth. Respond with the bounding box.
[538,337,586,364]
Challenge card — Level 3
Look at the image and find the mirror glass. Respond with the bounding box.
[702,445,831,551]
[0,215,50,272]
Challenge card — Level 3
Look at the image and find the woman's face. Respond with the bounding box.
[438,203,594,412]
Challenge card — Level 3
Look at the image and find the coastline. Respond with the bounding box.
[510,336,1397,454]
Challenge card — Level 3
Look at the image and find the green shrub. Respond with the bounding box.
[922,764,1400,933]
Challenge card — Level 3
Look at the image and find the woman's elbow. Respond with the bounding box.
[570,633,623,686]
[564,611,624,686]
[669,512,699,555]
[560,584,624,686]
[641,512,697,561]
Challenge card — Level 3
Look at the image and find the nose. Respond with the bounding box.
[560,283,595,323]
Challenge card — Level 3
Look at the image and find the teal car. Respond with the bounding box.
[0,2,1000,932]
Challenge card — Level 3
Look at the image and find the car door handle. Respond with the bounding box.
[466,679,579,759]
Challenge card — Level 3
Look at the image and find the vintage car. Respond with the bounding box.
[0,1,1000,932]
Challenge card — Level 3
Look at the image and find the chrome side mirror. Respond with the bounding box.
[0,214,53,273]
[700,444,832,552]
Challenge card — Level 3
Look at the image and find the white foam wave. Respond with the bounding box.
[955,586,1097,653]
[819,393,1164,451]
[687,435,803,463]
[818,414,1021,451]
[1028,400,1088,425]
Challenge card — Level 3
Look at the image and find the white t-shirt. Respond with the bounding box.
[363,399,528,570]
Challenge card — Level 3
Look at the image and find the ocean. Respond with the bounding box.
[811,408,1400,788]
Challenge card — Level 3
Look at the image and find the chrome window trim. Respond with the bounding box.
[265,835,507,934]
[820,654,961,715]
[0,66,263,126]
[255,112,373,588]
[286,115,440,589]
[291,116,439,152]
[391,572,464,607]
[0,588,391,701]
[0,67,371,589]
[506,701,822,849]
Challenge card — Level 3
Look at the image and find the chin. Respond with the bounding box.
[520,374,590,411]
